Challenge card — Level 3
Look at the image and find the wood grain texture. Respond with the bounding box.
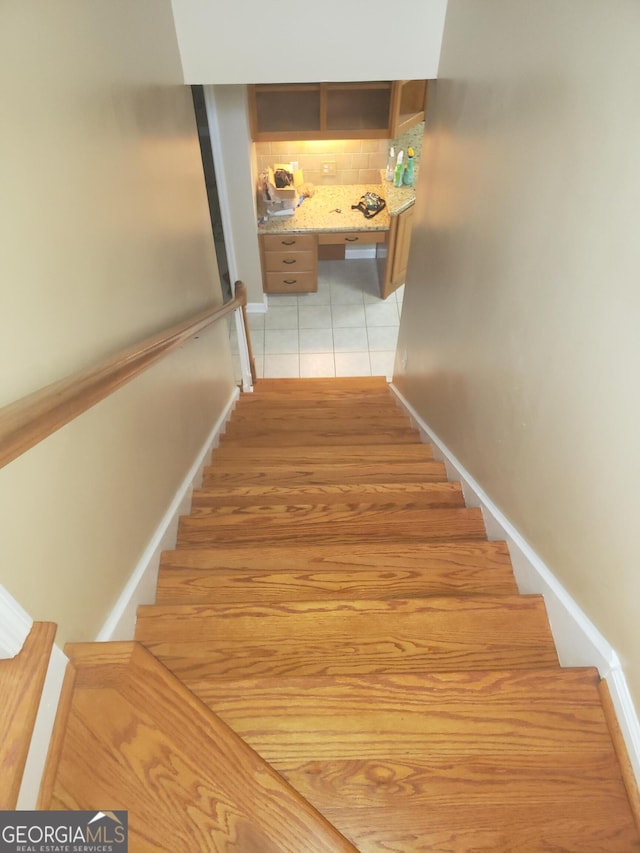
[227,407,411,425]
[220,427,420,446]
[195,670,640,852]
[136,596,559,679]
[190,481,464,509]
[209,443,434,464]
[176,506,487,547]
[202,459,448,486]
[156,540,518,604]
[48,642,356,853]
[0,621,56,808]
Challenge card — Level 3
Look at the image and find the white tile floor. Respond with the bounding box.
[231,259,403,380]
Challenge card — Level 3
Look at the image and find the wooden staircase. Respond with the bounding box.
[42,377,640,850]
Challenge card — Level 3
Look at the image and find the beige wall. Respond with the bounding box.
[0,2,235,642]
[170,0,447,84]
[395,1,640,705]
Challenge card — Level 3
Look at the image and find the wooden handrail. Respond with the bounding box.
[0,281,252,471]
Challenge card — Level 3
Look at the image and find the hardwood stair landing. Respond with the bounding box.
[43,377,640,850]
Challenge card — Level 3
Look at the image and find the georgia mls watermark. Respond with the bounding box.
[0,811,127,853]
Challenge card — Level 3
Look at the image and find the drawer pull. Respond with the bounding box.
[283,279,297,285]
[281,239,296,245]
[283,259,297,264]
[345,236,359,242]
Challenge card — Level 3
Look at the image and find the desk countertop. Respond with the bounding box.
[258,179,415,236]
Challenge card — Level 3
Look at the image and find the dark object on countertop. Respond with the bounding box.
[351,192,386,219]
[274,168,294,188]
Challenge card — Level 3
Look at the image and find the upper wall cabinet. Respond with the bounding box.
[248,81,427,141]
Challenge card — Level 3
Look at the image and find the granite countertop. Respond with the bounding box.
[258,179,415,235]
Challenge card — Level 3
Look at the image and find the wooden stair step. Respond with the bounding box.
[135,596,559,679]
[191,481,464,510]
[209,443,434,464]
[247,377,390,400]
[0,622,57,809]
[191,483,465,515]
[193,669,639,852]
[202,458,448,486]
[219,427,421,447]
[42,642,356,852]
[227,407,409,425]
[156,556,518,605]
[158,540,516,597]
[176,506,487,547]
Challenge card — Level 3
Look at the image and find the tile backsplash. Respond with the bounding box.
[255,124,423,187]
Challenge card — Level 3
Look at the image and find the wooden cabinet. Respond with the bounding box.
[390,81,428,137]
[317,229,386,260]
[260,233,318,293]
[248,81,427,142]
[378,205,415,299]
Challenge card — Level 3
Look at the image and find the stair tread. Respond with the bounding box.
[219,429,421,446]
[176,506,487,547]
[176,668,640,852]
[47,642,356,852]
[136,595,559,678]
[157,540,517,603]
[209,443,434,463]
[191,482,463,509]
[202,459,448,486]
[156,566,518,604]
[228,408,410,423]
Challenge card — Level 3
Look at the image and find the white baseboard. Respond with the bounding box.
[390,382,640,786]
[345,246,377,260]
[17,643,68,809]
[95,387,240,642]
[247,297,268,313]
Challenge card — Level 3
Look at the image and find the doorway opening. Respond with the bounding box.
[191,84,232,302]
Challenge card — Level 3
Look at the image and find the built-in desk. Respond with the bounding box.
[257,182,415,298]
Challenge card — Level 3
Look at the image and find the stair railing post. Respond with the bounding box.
[233,281,256,392]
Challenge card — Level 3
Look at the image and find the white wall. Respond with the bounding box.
[204,86,264,305]
[395,0,640,706]
[0,1,235,643]
[171,0,447,84]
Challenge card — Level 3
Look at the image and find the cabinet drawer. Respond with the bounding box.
[265,272,317,293]
[263,250,315,273]
[262,233,316,252]
[318,231,387,246]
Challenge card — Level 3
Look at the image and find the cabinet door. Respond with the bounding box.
[379,205,415,300]
[324,83,392,138]
[248,85,321,141]
[249,82,393,141]
[390,81,428,137]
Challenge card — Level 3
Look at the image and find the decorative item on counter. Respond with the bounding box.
[351,192,386,219]
[298,182,316,198]
[393,149,405,188]
[403,147,415,186]
[385,146,395,182]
